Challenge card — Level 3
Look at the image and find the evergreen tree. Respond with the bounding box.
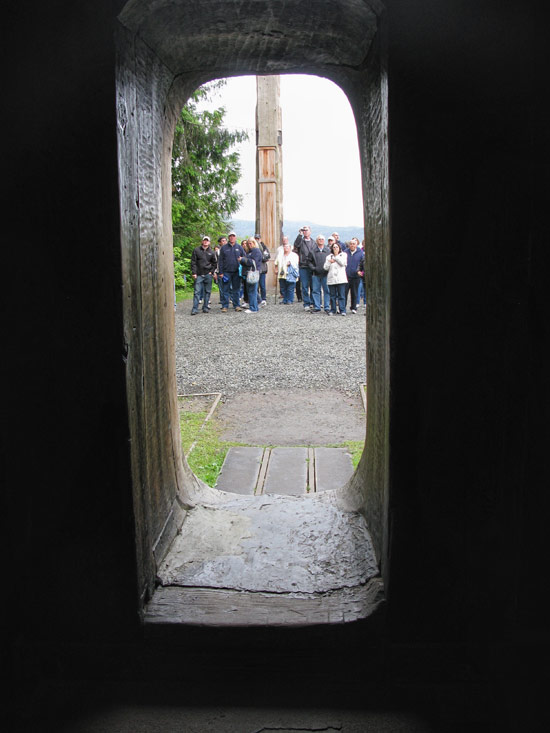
[172,81,248,289]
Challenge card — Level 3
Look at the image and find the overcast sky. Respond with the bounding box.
[199,74,364,226]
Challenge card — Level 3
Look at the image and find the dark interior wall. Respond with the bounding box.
[5,0,138,647]
[386,0,549,640]
[4,0,548,713]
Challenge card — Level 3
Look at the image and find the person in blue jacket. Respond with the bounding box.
[344,237,364,313]
[218,231,245,312]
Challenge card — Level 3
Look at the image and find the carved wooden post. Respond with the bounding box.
[255,75,283,294]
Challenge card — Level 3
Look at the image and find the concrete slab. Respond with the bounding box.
[315,447,354,492]
[215,446,264,495]
[262,446,308,496]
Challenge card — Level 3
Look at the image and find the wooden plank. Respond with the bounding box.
[214,447,264,495]
[144,578,385,627]
[314,447,354,493]
[263,447,307,495]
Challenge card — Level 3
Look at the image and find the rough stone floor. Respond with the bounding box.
[147,492,382,627]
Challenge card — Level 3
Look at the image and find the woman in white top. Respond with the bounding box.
[323,241,348,315]
[274,240,300,304]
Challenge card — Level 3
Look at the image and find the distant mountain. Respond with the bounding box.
[230,218,364,244]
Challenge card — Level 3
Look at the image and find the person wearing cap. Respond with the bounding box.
[190,236,217,315]
[254,233,270,306]
[307,235,331,313]
[218,231,245,312]
[293,225,316,310]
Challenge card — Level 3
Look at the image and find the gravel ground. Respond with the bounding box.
[175,294,366,398]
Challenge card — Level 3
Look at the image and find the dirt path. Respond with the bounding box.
[216,389,365,445]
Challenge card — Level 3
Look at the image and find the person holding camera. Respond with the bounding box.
[324,240,348,315]
[293,225,315,310]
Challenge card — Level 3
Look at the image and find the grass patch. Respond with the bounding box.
[187,418,231,487]
[175,288,194,303]
[322,440,364,468]
[179,410,208,455]
[180,405,365,487]
[176,283,220,303]
[343,441,364,468]
[179,404,245,487]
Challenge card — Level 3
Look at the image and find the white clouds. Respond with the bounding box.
[198,74,364,226]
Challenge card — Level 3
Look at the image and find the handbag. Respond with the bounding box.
[286,262,299,283]
[246,260,260,284]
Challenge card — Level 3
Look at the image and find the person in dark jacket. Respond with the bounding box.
[254,233,270,306]
[218,231,245,312]
[307,235,331,313]
[213,236,226,305]
[240,238,250,305]
[238,238,263,313]
[344,237,364,313]
[190,236,217,315]
[293,225,316,310]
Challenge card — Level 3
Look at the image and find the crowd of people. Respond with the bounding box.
[189,226,367,315]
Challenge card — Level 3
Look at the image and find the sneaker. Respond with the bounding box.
[341,312,347,316]
[351,309,357,314]
[190,310,198,315]
[202,310,209,314]
[242,302,249,308]
[221,307,228,313]
[235,306,242,312]
[303,305,309,311]
[260,300,267,306]
[327,311,333,316]
[244,309,253,314]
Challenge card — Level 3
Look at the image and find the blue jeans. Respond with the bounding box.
[311,274,330,311]
[247,280,259,311]
[220,271,241,308]
[280,279,296,304]
[329,283,346,314]
[357,278,366,305]
[299,267,313,307]
[346,276,360,311]
[259,272,267,302]
[192,274,213,312]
